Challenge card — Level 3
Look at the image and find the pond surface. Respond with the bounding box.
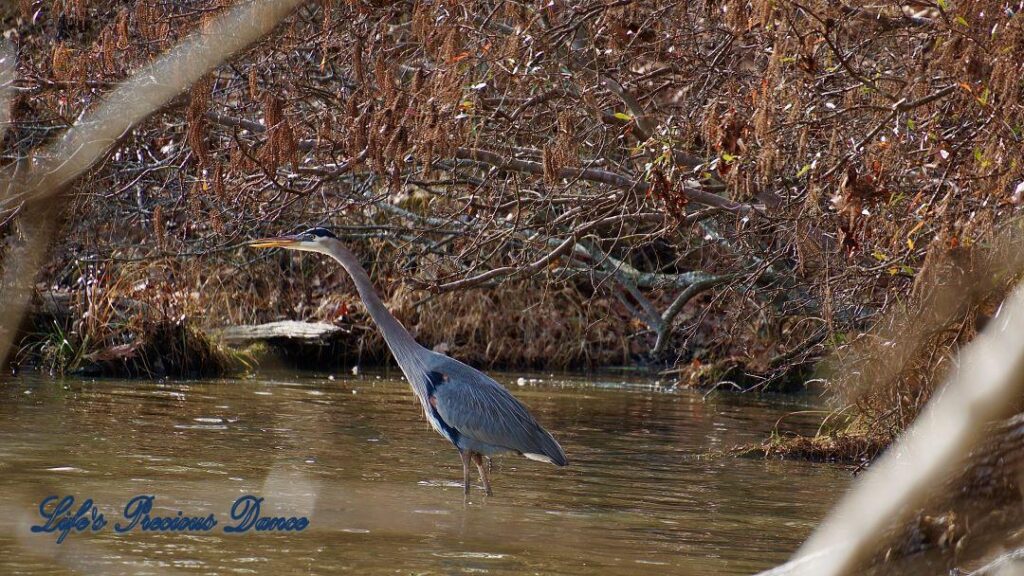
[0,371,849,575]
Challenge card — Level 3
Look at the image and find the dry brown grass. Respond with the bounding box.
[388,280,631,369]
[12,236,638,374]
[822,219,1024,447]
[206,242,635,370]
[746,431,889,465]
[15,256,251,376]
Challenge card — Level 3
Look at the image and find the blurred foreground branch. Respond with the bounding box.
[759,224,1024,573]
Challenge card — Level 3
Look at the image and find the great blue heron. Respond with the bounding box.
[249,227,567,495]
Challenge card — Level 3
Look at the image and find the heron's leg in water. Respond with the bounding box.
[471,453,493,496]
[459,450,472,494]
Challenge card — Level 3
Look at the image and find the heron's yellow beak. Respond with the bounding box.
[248,235,302,249]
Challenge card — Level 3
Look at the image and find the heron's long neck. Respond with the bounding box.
[325,241,426,365]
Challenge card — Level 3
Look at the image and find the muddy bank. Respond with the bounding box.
[13,277,806,382]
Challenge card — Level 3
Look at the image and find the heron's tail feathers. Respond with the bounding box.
[536,432,569,466]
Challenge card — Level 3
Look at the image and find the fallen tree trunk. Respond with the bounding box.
[217,320,382,369]
[218,321,345,346]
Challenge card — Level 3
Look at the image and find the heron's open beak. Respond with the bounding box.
[248,235,302,249]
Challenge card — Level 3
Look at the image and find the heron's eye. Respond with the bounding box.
[301,234,316,242]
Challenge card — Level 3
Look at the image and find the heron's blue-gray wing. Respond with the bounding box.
[426,362,567,466]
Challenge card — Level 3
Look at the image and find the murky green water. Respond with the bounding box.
[0,371,848,575]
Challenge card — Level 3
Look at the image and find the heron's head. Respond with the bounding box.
[248,227,338,254]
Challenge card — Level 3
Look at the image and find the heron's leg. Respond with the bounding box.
[471,453,493,496]
[459,450,472,495]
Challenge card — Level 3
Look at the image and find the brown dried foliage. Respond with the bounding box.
[3,1,1023,406]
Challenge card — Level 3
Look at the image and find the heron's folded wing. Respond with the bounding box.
[429,369,566,465]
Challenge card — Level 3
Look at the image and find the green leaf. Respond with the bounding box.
[796,164,811,177]
[937,0,948,10]
[613,112,633,121]
[721,152,736,163]
[955,15,968,26]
